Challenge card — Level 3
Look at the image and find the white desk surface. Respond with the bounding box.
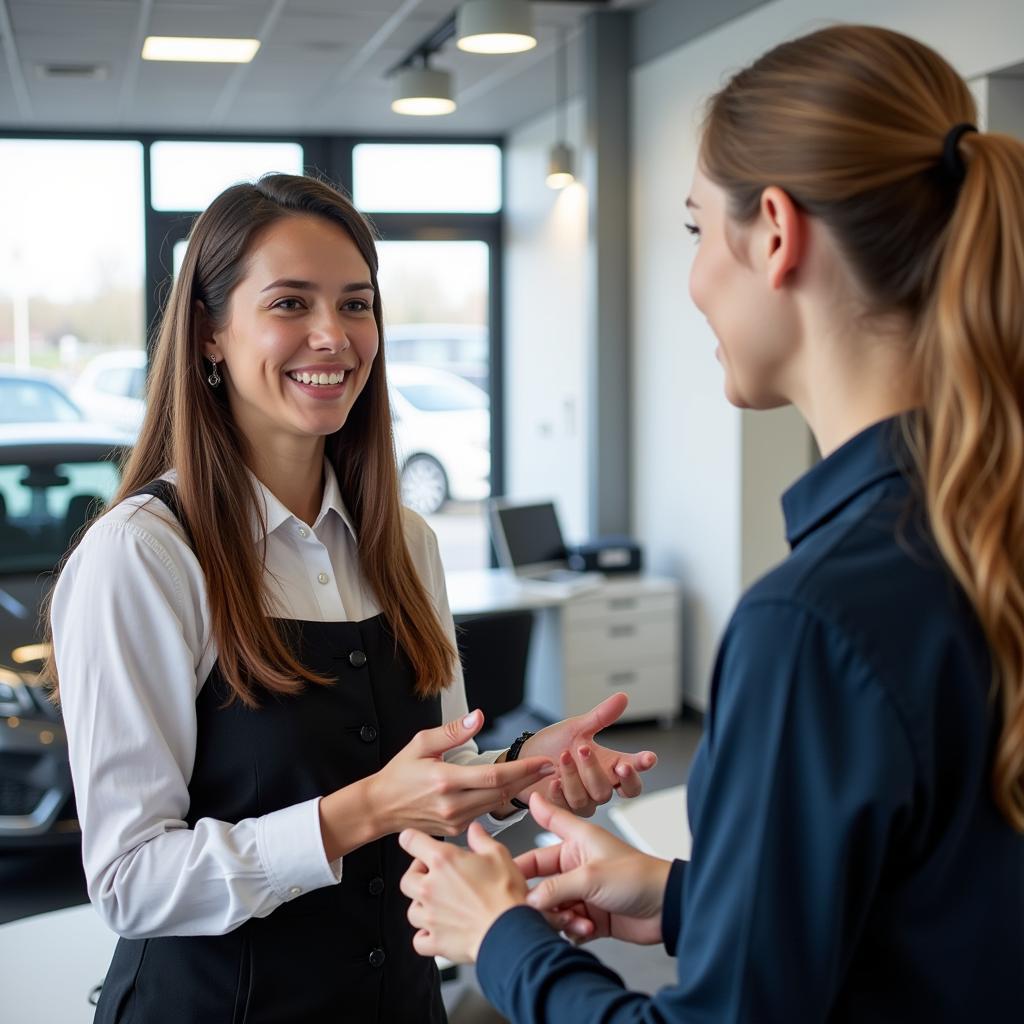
[0,903,457,1023]
[0,902,114,1023]
[446,569,676,618]
[608,784,691,862]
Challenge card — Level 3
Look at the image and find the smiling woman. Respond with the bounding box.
[41,173,657,1024]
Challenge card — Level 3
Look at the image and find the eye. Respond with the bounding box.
[271,297,305,311]
[685,223,701,243]
[343,299,372,313]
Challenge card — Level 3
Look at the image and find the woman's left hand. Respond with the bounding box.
[399,823,528,964]
[511,692,658,817]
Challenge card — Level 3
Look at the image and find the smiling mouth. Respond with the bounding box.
[287,370,347,386]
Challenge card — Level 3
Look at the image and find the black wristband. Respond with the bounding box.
[505,731,534,811]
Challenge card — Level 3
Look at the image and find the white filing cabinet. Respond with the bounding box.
[524,576,680,722]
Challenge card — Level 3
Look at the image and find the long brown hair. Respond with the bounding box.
[701,25,1024,831]
[48,173,456,704]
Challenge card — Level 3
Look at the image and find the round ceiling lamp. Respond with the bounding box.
[391,65,456,116]
[456,0,537,55]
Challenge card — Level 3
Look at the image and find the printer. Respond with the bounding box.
[566,535,643,575]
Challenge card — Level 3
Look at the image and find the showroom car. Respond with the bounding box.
[0,424,129,847]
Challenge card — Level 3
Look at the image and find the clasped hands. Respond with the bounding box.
[398,790,673,964]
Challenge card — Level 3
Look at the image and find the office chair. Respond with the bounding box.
[457,610,535,750]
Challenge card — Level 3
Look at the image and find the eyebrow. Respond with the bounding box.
[259,278,375,294]
[685,198,700,210]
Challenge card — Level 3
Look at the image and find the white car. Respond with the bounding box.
[72,349,146,433]
[388,363,490,516]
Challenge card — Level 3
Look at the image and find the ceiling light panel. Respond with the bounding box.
[142,36,261,62]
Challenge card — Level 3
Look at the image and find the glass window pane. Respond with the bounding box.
[0,139,145,393]
[0,378,81,423]
[0,459,121,572]
[396,381,487,413]
[353,144,501,213]
[377,239,490,571]
[150,141,304,212]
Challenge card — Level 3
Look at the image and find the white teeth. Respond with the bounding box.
[288,370,346,387]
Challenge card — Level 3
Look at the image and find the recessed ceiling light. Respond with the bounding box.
[141,36,261,63]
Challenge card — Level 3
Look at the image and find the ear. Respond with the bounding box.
[194,300,221,361]
[758,186,804,290]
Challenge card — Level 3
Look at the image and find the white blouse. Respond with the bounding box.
[51,462,523,940]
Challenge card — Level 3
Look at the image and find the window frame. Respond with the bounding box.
[0,128,506,507]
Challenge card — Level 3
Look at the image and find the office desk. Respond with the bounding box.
[447,571,681,724]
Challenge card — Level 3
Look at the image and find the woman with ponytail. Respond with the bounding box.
[46,174,657,1023]
[400,25,1024,1022]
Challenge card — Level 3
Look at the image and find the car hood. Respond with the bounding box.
[404,409,489,446]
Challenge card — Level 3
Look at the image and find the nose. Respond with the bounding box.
[309,309,352,351]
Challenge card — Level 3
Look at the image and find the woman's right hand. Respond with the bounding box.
[363,710,555,838]
[515,792,673,946]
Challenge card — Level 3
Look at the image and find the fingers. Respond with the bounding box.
[513,841,565,880]
[526,864,596,913]
[613,761,644,799]
[556,750,596,815]
[398,827,448,867]
[628,750,658,772]
[459,756,555,794]
[466,821,499,854]
[528,790,598,842]
[414,710,485,758]
[574,745,613,804]
[574,692,629,738]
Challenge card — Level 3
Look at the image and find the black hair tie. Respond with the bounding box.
[940,122,977,185]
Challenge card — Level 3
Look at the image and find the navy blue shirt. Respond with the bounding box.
[477,417,1024,1023]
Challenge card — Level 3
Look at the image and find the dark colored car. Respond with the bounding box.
[0,423,130,847]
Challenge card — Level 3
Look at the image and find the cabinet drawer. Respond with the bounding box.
[564,591,677,626]
[564,614,676,670]
[563,663,678,719]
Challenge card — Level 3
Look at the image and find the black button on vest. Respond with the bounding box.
[93,482,445,1024]
[360,724,378,743]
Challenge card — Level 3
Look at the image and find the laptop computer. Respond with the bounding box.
[488,499,597,585]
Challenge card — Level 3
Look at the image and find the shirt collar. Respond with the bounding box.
[782,415,908,549]
[248,459,358,544]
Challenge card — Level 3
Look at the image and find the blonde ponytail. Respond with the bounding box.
[911,132,1024,830]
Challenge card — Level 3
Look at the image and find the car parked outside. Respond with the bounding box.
[71,348,147,434]
[0,367,84,425]
[0,424,129,847]
[384,323,488,392]
[388,363,490,516]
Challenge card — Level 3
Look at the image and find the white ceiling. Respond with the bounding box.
[0,0,644,136]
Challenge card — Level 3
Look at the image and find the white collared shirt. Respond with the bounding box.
[51,462,523,940]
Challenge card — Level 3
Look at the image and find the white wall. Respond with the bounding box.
[503,98,589,543]
[631,0,1024,708]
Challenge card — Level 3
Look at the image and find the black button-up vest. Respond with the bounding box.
[93,483,445,1023]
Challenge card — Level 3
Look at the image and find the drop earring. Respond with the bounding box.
[207,355,221,388]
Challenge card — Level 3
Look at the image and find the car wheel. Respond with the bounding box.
[401,455,448,515]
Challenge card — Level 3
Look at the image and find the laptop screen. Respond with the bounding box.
[490,501,567,570]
